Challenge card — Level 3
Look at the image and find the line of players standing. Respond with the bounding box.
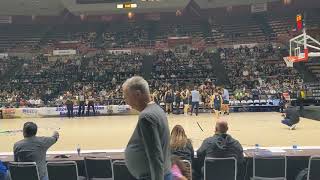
[151,86,230,118]
[64,91,96,118]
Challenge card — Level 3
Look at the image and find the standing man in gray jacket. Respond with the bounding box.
[122,76,172,180]
[13,122,59,180]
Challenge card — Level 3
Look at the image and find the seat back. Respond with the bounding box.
[112,160,137,180]
[307,156,320,180]
[84,156,113,179]
[8,162,40,180]
[253,155,286,180]
[47,161,78,180]
[204,157,237,180]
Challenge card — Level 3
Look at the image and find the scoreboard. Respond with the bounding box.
[296,14,303,31]
[117,3,137,9]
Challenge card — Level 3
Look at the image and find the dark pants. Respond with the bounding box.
[87,102,95,116]
[67,104,74,118]
[298,98,304,112]
[78,101,85,116]
[175,101,181,114]
[164,172,172,180]
[298,99,304,117]
[282,118,296,127]
[191,101,199,115]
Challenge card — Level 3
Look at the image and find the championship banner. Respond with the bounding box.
[52,49,77,56]
[251,3,267,13]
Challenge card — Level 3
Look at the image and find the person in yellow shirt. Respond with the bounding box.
[298,88,306,112]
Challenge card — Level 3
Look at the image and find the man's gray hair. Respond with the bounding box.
[123,76,150,95]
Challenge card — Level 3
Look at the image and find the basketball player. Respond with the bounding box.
[164,89,173,114]
[65,92,74,118]
[190,86,200,116]
[212,89,223,119]
[182,88,190,115]
[78,91,86,117]
[221,86,230,115]
[87,92,95,116]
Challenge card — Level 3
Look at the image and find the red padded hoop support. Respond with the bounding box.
[286,48,309,63]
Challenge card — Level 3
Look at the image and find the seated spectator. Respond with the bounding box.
[171,155,189,180]
[170,125,194,162]
[13,122,59,180]
[197,119,244,178]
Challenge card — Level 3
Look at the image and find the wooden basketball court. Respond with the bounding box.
[0,112,319,152]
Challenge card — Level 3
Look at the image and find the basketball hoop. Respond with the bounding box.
[283,56,296,67]
[283,48,308,67]
[283,28,320,67]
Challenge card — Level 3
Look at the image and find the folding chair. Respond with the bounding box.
[112,160,136,180]
[307,156,320,180]
[47,161,79,180]
[252,155,287,180]
[84,156,113,180]
[204,157,237,180]
[8,162,40,180]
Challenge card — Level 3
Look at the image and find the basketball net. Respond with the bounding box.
[283,49,308,68]
[283,57,295,68]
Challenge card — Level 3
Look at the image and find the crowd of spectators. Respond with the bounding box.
[0,45,305,109]
[152,50,214,83]
[0,52,143,107]
[102,24,148,48]
[220,44,304,101]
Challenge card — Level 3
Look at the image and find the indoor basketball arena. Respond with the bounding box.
[0,0,320,180]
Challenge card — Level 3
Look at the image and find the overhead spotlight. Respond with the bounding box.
[283,0,292,5]
[128,12,134,19]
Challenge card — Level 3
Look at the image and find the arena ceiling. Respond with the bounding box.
[0,0,312,16]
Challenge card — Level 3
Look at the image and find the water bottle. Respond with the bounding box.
[292,145,298,154]
[77,144,81,156]
[255,144,260,152]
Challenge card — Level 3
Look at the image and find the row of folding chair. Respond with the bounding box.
[6,155,320,180]
[204,156,320,180]
[7,156,137,180]
[229,99,277,106]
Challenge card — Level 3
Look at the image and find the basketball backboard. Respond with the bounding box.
[284,29,320,67]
